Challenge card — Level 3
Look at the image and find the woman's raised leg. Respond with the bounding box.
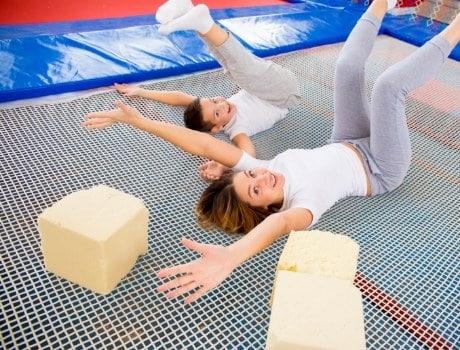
[331,0,395,141]
[368,14,459,191]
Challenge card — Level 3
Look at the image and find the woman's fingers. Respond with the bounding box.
[157,265,206,302]
[81,101,142,129]
[114,100,142,120]
[157,238,232,303]
[157,258,196,279]
[165,281,202,299]
[157,272,194,292]
[157,272,210,304]
[184,286,210,304]
[181,237,206,253]
[81,116,115,129]
[114,100,129,111]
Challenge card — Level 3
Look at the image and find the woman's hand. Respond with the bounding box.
[81,100,144,130]
[114,83,142,97]
[156,237,236,304]
[198,160,229,181]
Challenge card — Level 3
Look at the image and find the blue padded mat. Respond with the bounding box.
[0,0,458,103]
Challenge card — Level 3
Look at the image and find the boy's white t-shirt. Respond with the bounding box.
[232,143,368,228]
[224,90,288,140]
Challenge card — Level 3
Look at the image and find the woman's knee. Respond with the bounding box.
[374,160,411,194]
[334,56,364,84]
[373,68,406,99]
[371,171,407,195]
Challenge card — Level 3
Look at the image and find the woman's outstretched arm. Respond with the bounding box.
[82,100,242,167]
[156,207,313,304]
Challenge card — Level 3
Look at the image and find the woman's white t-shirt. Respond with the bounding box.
[232,143,368,227]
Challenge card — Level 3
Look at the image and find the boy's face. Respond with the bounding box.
[200,96,236,133]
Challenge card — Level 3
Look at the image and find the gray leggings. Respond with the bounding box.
[330,12,453,195]
[202,35,301,109]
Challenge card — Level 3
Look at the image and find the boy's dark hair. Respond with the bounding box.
[184,97,213,132]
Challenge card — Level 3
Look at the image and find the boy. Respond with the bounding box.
[115,0,301,180]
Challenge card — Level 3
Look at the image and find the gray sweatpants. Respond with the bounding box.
[202,35,301,109]
[330,12,453,195]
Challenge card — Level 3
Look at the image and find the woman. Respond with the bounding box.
[82,0,460,304]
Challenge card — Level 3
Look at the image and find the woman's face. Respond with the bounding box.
[232,168,285,209]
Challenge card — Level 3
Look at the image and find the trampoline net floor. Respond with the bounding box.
[1,36,459,350]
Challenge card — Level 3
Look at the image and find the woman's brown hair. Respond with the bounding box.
[196,174,276,234]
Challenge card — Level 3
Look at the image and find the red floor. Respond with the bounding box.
[1,0,287,25]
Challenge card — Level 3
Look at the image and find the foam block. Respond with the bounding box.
[38,185,149,295]
[277,230,359,281]
[266,271,366,350]
[269,230,359,306]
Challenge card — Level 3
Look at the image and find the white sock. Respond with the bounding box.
[158,4,213,35]
[387,0,398,10]
[156,0,194,24]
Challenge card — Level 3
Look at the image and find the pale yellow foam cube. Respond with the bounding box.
[266,271,366,350]
[277,230,359,281]
[38,185,149,295]
[270,230,359,306]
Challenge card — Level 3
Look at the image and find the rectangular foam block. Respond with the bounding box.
[267,230,365,348]
[38,185,149,295]
[277,230,359,281]
[270,230,360,306]
[266,271,366,350]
